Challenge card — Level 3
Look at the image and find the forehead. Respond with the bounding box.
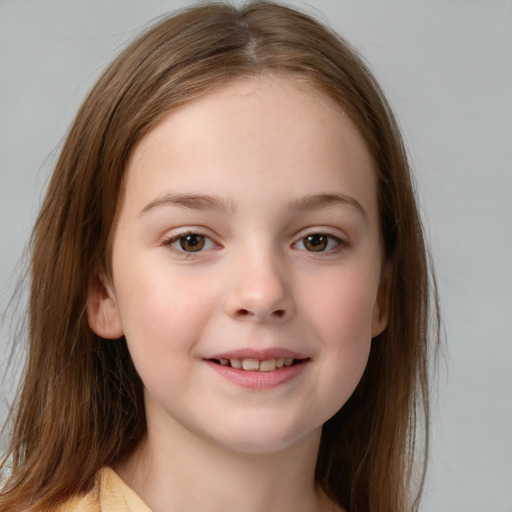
[123,74,377,219]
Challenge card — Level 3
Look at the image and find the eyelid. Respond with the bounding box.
[291,228,349,253]
[162,228,221,254]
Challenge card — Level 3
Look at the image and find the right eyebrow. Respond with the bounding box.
[139,193,235,216]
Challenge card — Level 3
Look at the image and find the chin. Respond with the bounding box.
[206,420,321,456]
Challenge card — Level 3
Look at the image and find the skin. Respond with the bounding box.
[88,75,388,512]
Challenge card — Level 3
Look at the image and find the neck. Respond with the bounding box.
[116,410,337,512]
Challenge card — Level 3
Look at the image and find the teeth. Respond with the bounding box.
[259,359,277,372]
[219,357,297,371]
[242,359,260,371]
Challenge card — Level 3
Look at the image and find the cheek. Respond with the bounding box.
[116,257,215,326]
[112,261,218,374]
[312,301,372,419]
[299,268,377,412]
[303,267,380,343]
[317,287,373,374]
[324,338,371,419]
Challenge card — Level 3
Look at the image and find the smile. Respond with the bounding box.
[212,357,297,372]
[206,349,309,388]
[206,356,309,389]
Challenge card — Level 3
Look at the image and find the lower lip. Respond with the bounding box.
[205,360,308,389]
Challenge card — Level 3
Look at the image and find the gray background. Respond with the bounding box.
[1,1,511,510]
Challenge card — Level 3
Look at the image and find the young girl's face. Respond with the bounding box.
[89,75,388,454]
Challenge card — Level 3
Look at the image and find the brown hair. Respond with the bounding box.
[0,2,439,511]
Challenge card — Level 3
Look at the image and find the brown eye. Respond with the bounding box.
[167,232,217,254]
[303,234,328,252]
[179,234,206,252]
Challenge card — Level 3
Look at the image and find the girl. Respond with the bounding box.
[0,2,439,511]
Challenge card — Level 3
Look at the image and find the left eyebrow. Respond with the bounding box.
[139,193,235,216]
[287,193,367,220]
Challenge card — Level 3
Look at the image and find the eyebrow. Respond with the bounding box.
[139,193,235,216]
[139,191,366,219]
[287,193,367,220]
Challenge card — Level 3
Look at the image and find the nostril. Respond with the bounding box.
[232,307,288,320]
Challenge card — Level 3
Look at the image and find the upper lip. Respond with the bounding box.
[207,348,307,360]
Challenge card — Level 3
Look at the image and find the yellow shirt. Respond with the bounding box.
[56,467,151,511]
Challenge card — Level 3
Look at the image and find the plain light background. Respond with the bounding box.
[1,1,511,510]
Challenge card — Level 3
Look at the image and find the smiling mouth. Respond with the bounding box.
[209,357,307,372]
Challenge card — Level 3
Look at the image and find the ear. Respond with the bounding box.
[87,272,124,339]
[371,266,390,339]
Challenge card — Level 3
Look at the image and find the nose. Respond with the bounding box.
[224,251,295,324]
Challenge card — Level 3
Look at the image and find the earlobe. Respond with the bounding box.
[87,273,124,339]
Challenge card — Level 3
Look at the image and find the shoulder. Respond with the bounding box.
[54,485,100,511]
[97,467,152,511]
[52,470,101,512]
[53,466,151,512]
[54,488,100,511]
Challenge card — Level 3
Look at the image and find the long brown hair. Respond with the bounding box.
[0,2,439,511]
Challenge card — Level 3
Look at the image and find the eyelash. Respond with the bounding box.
[163,230,347,256]
[292,233,346,253]
[163,231,218,255]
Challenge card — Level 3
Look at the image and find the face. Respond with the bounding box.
[88,75,388,454]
